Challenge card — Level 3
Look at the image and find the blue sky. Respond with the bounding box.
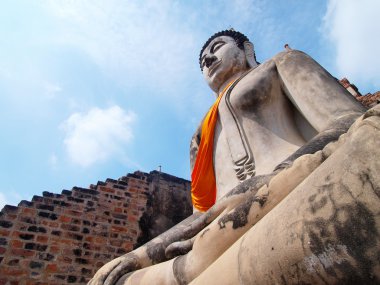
[0,0,379,209]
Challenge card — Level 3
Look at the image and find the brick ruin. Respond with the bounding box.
[0,171,192,285]
[339,77,380,108]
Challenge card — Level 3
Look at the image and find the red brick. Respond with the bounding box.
[59,215,71,223]
[111,226,126,233]
[64,209,81,216]
[57,255,72,264]
[85,236,94,243]
[46,264,58,273]
[49,222,59,228]
[10,248,35,258]
[110,239,122,247]
[122,241,134,249]
[22,208,36,215]
[0,229,10,237]
[127,216,138,223]
[99,187,115,193]
[37,236,49,243]
[0,267,26,275]
[0,247,6,254]
[11,231,21,238]
[6,214,17,220]
[94,237,106,244]
[10,240,23,248]
[95,262,104,268]
[50,245,60,254]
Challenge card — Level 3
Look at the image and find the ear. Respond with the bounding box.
[243,41,258,68]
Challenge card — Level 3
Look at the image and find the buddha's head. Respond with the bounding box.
[199,30,258,92]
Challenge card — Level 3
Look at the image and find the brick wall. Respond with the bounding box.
[0,170,191,285]
[339,77,380,108]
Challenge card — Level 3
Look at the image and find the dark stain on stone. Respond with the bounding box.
[135,176,192,249]
[146,241,167,264]
[106,253,142,285]
[218,195,267,230]
[280,274,288,285]
[359,170,380,199]
[308,194,317,203]
[226,174,272,197]
[304,182,379,284]
[334,202,378,281]
[308,195,328,214]
[200,228,210,238]
[173,255,188,285]
[183,214,209,238]
[165,239,193,259]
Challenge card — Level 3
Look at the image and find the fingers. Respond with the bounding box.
[165,238,194,259]
[104,256,141,285]
[273,160,292,172]
[88,258,122,285]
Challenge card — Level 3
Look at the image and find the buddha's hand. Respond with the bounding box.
[88,253,141,285]
[164,173,276,259]
[88,212,203,285]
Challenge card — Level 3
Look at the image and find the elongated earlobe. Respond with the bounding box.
[243,41,258,68]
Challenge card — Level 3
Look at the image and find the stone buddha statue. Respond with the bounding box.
[190,29,363,211]
[89,30,380,285]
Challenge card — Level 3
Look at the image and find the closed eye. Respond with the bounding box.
[211,41,225,53]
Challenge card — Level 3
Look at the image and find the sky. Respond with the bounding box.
[0,0,379,209]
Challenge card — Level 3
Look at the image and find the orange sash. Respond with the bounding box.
[191,80,236,212]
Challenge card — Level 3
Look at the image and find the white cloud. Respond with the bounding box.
[61,106,136,167]
[43,0,198,91]
[323,0,380,89]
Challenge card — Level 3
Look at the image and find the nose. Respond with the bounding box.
[205,56,217,68]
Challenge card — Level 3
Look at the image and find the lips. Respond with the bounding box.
[208,60,222,77]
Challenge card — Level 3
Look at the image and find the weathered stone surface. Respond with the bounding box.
[191,105,380,285]
[135,171,192,248]
[98,106,379,285]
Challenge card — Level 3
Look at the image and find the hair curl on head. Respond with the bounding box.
[199,30,250,70]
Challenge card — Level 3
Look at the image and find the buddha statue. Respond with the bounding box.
[89,30,380,285]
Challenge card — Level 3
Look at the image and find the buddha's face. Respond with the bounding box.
[201,36,247,92]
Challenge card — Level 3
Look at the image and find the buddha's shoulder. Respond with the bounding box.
[244,50,315,81]
[248,50,312,72]
[270,49,314,65]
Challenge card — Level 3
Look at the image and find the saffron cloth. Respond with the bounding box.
[191,80,236,212]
